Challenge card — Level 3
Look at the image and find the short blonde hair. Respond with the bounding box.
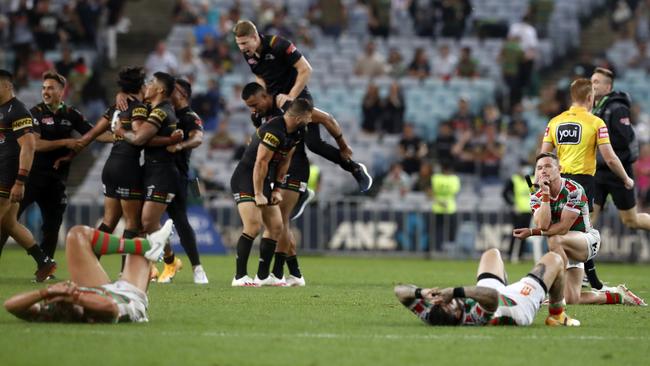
[570,78,592,104]
[233,20,257,37]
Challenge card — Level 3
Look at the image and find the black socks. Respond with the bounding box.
[235,233,255,279]
[256,238,277,280]
[286,255,302,278]
[272,252,287,279]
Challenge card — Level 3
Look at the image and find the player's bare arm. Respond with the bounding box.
[253,144,274,206]
[146,129,184,147]
[540,141,555,153]
[598,143,634,189]
[312,108,353,160]
[167,129,203,153]
[117,119,159,146]
[515,209,579,239]
[277,57,312,106]
[12,132,35,202]
[33,132,77,152]
[427,286,499,312]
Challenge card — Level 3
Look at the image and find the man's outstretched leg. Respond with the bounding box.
[531,252,581,326]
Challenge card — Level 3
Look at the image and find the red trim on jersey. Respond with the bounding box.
[286,43,296,54]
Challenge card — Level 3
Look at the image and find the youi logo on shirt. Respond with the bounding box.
[556,123,582,144]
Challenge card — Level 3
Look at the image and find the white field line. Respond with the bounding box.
[16,328,650,341]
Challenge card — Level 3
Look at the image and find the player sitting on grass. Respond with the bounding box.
[395,248,580,326]
[3,220,173,323]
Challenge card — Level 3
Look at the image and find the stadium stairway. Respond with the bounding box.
[67,0,175,196]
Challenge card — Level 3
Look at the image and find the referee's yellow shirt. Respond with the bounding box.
[543,106,610,175]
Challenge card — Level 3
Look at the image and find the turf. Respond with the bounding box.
[0,249,649,366]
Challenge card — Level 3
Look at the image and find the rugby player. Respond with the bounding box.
[591,68,650,232]
[540,78,633,293]
[233,20,373,193]
[161,78,208,284]
[513,153,645,306]
[3,219,173,323]
[115,72,184,282]
[395,248,579,326]
[0,69,56,281]
[231,99,312,287]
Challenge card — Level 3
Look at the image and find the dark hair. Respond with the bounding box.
[594,67,614,86]
[175,78,192,99]
[286,98,313,116]
[0,69,14,83]
[117,66,145,94]
[241,82,265,100]
[535,152,559,164]
[42,70,66,87]
[427,304,461,326]
[153,71,176,98]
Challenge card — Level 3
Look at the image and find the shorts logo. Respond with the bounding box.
[263,132,280,148]
[598,126,609,139]
[556,123,581,144]
[12,117,33,131]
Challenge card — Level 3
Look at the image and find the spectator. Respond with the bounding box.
[58,2,83,44]
[628,39,650,71]
[67,57,91,106]
[214,39,234,75]
[381,162,411,197]
[177,44,205,83]
[430,161,460,251]
[478,104,506,133]
[410,0,438,37]
[433,122,456,163]
[295,20,315,49]
[194,16,219,46]
[408,47,431,79]
[55,47,75,78]
[368,0,391,38]
[412,161,433,193]
[502,160,534,261]
[502,105,530,180]
[447,96,476,135]
[26,49,53,80]
[173,0,199,24]
[191,78,224,131]
[81,71,108,129]
[571,50,596,79]
[310,0,345,38]
[439,0,471,39]
[347,0,370,38]
[431,44,456,80]
[105,0,127,69]
[76,0,103,45]
[508,12,539,96]
[355,40,387,77]
[28,0,62,51]
[475,123,505,181]
[0,14,8,47]
[264,11,293,38]
[390,0,412,36]
[200,34,219,64]
[500,35,524,109]
[361,83,383,133]
[450,128,476,174]
[387,48,407,78]
[145,41,178,75]
[384,81,405,133]
[209,119,236,151]
[455,46,479,78]
[10,8,33,73]
[399,123,428,175]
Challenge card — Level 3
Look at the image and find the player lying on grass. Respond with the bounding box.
[3,219,173,323]
[395,248,580,326]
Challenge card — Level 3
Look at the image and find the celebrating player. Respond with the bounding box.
[540,78,633,293]
[0,69,56,281]
[231,99,311,286]
[3,220,173,323]
[512,153,645,306]
[395,248,579,326]
[233,20,373,193]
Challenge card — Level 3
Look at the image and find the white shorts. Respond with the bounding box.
[477,276,546,326]
[101,280,149,323]
[567,228,601,269]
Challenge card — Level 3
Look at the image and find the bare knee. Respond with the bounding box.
[66,225,92,248]
[482,248,502,261]
[242,219,262,237]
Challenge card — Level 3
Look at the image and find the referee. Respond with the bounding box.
[590,68,650,231]
[541,78,633,292]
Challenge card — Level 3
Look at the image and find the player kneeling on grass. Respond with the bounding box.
[3,220,174,323]
[396,249,580,326]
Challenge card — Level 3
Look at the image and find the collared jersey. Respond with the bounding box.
[543,106,610,175]
[104,98,148,158]
[242,34,306,96]
[174,106,203,176]
[0,97,33,158]
[530,178,590,232]
[144,101,178,163]
[31,102,92,178]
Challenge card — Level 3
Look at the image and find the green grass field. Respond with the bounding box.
[1,248,649,366]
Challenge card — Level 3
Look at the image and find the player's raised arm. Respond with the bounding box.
[426,286,499,312]
[311,108,353,160]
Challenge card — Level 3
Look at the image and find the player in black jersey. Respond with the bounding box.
[0,69,56,281]
[116,72,184,282]
[0,71,109,261]
[158,78,207,284]
[230,99,312,287]
[241,82,364,286]
[233,20,373,192]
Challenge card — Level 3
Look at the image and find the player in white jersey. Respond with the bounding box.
[395,249,580,326]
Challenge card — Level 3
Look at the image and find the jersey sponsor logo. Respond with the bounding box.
[556,123,581,144]
[264,53,275,61]
[262,132,280,147]
[12,117,33,131]
[149,108,167,122]
[132,107,148,118]
[286,43,297,54]
[619,117,630,125]
[247,58,257,65]
[598,126,609,139]
[42,116,54,125]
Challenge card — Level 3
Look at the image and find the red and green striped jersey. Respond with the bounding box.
[530,178,591,232]
[459,298,495,325]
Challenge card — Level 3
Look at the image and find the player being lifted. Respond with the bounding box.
[233,20,372,194]
[0,69,56,281]
[3,220,173,323]
[395,248,579,326]
[512,153,645,306]
[231,99,311,286]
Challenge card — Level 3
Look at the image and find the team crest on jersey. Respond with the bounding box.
[60,119,72,126]
[263,132,280,147]
[264,54,275,61]
[556,123,581,144]
[42,116,54,125]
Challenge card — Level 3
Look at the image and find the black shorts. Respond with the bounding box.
[143,162,180,204]
[280,151,309,193]
[561,174,594,211]
[0,156,18,199]
[102,154,143,200]
[594,167,636,210]
[230,163,272,204]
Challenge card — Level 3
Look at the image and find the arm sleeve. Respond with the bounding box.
[595,118,611,145]
[131,105,149,121]
[272,36,303,66]
[29,107,41,135]
[542,121,555,145]
[71,108,93,134]
[10,106,34,137]
[258,123,283,152]
[608,106,635,149]
[146,108,166,129]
